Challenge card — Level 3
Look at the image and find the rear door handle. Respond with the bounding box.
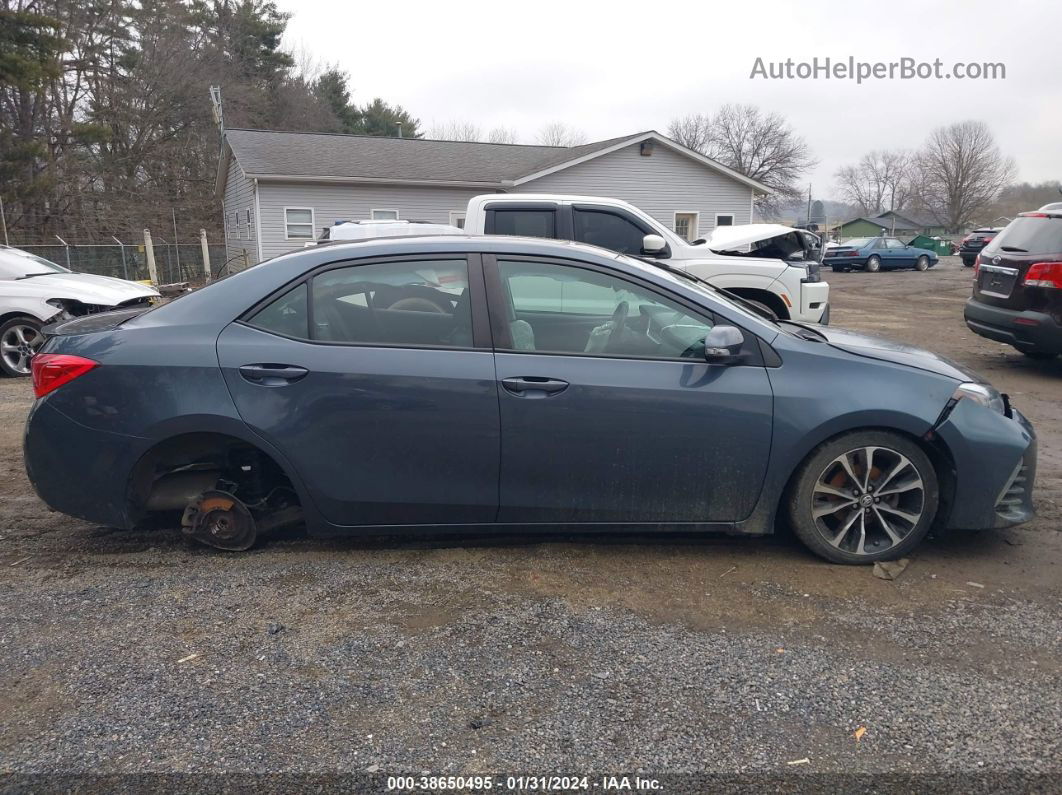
[239,364,309,385]
[501,376,569,397]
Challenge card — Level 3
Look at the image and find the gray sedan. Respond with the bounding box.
[23,235,1035,563]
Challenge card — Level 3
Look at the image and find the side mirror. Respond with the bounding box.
[786,251,806,262]
[642,234,667,255]
[703,325,744,365]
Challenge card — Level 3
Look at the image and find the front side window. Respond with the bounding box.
[285,208,314,239]
[491,209,556,238]
[312,259,471,347]
[498,259,715,359]
[886,238,906,249]
[573,209,647,255]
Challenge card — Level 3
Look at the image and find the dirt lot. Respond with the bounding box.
[1,257,1060,783]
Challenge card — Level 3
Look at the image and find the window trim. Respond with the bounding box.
[284,206,316,241]
[239,253,492,351]
[673,211,700,242]
[245,208,253,240]
[370,208,400,221]
[479,253,758,366]
[714,213,736,228]
[449,211,466,229]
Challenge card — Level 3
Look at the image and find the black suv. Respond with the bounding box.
[964,207,1062,359]
[959,227,1004,267]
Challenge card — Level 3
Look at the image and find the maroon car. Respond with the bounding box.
[964,206,1062,359]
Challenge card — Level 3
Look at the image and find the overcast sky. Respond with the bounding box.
[279,0,1061,199]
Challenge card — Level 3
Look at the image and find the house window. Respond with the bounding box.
[715,213,735,227]
[232,211,240,238]
[285,207,315,240]
[371,209,399,221]
[674,212,699,242]
[449,211,466,229]
[246,208,253,239]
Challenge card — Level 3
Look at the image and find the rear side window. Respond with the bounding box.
[490,209,556,238]
[248,283,308,339]
[573,209,647,255]
[991,217,1062,255]
[311,259,471,347]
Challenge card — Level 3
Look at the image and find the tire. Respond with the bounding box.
[831,266,849,273]
[787,430,939,565]
[0,316,44,377]
[1021,350,1058,360]
[865,256,882,273]
[915,255,930,271]
[962,259,974,268]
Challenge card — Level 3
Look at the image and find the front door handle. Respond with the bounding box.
[239,364,309,386]
[501,376,569,397]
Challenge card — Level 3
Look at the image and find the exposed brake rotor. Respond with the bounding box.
[181,490,257,551]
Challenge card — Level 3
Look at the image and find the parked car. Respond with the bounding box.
[25,235,1036,564]
[959,227,1004,267]
[462,194,830,324]
[0,246,159,377]
[823,237,938,272]
[964,206,1062,359]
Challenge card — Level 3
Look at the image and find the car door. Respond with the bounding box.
[571,205,657,256]
[484,255,774,524]
[884,238,912,266]
[216,254,500,527]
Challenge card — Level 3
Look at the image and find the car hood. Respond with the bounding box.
[819,325,982,382]
[703,224,801,251]
[1,273,159,304]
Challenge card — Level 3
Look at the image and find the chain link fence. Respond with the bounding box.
[12,242,228,284]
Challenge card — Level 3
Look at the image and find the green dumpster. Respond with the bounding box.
[908,235,952,256]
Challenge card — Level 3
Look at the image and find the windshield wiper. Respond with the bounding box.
[1000,246,1028,253]
[778,319,826,341]
[15,272,59,280]
[627,255,780,324]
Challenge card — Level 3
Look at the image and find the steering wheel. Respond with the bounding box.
[607,301,629,351]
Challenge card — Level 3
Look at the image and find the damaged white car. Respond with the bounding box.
[0,246,159,376]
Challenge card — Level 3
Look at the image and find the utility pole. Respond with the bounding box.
[806,185,812,226]
[172,208,181,276]
[0,195,8,246]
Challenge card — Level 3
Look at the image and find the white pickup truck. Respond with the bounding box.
[463,194,830,323]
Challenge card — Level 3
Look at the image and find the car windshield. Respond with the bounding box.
[842,238,873,248]
[0,249,70,279]
[990,217,1062,254]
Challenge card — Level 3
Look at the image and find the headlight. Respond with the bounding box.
[952,382,1006,414]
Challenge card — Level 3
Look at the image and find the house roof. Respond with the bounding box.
[838,216,892,230]
[872,209,942,228]
[215,129,772,196]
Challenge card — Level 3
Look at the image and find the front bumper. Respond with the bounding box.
[964,298,1062,354]
[934,398,1037,530]
[797,280,830,324]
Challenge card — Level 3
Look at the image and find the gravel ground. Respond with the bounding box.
[0,256,1060,786]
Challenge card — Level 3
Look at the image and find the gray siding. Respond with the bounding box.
[520,143,754,240]
[257,182,487,261]
[222,157,258,269]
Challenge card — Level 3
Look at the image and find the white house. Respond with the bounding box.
[215,128,771,267]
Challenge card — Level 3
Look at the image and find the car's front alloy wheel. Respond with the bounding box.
[788,431,939,564]
[0,317,44,377]
[915,255,930,271]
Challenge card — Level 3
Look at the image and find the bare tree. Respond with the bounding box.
[666,104,816,211]
[834,150,914,216]
[487,125,519,144]
[536,122,587,147]
[666,115,711,153]
[428,120,482,141]
[914,120,1016,233]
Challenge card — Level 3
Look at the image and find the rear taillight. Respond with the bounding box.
[973,253,982,276]
[1023,262,1062,289]
[30,354,98,398]
[982,237,994,245]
